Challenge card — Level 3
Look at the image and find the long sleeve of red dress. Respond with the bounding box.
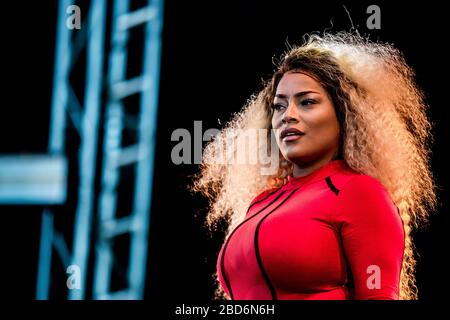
[216,160,405,300]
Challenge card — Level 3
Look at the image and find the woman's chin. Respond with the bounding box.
[282,152,306,163]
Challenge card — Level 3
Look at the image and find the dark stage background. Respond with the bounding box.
[1,0,449,304]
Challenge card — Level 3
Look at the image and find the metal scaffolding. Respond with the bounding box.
[36,0,164,300]
[94,0,164,300]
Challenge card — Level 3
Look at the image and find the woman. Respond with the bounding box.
[191,32,436,300]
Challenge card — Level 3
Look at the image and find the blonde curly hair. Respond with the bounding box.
[191,32,437,300]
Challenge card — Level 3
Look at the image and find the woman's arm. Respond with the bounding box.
[334,175,405,300]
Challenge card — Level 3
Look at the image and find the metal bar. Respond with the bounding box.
[97,289,137,300]
[36,0,72,299]
[66,85,84,133]
[48,0,72,154]
[0,155,67,204]
[110,75,150,100]
[113,144,143,168]
[117,6,157,31]
[67,22,87,71]
[36,210,55,299]
[53,232,71,268]
[93,0,130,299]
[128,0,165,299]
[100,216,137,239]
[69,0,107,300]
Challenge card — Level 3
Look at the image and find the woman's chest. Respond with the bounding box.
[225,187,348,291]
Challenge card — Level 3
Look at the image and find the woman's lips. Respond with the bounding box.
[282,134,304,142]
[280,127,305,141]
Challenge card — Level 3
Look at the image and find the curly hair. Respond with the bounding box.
[190,32,437,300]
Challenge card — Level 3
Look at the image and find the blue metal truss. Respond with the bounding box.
[94,0,164,300]
[36,0,164,300]
[37,0,106,300]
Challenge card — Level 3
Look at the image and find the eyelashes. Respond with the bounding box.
[271,103,285,111]
[271,99,317,111]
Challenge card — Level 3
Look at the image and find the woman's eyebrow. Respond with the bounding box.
[274,91,319,99]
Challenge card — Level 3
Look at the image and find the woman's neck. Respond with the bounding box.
[292,154,338,178]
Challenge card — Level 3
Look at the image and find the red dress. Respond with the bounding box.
[216,160,404,300]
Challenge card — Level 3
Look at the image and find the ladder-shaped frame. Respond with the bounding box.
[37,0,107,300]
[93,0,164,300]
[36,0,164,300]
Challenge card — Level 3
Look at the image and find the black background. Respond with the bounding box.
[1,0,449,306]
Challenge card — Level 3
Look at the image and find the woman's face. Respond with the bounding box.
[271,71,341,168]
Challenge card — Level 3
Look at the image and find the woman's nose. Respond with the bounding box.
[282,102,299,124]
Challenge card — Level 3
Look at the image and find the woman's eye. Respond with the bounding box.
[301,99,316,106]
[272,103,286,111]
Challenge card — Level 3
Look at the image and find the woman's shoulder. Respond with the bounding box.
[333,173,398,219]
[328,169,396,210]
[329,165,388,196]
[339,173,388,195]
[248,187,280,208]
